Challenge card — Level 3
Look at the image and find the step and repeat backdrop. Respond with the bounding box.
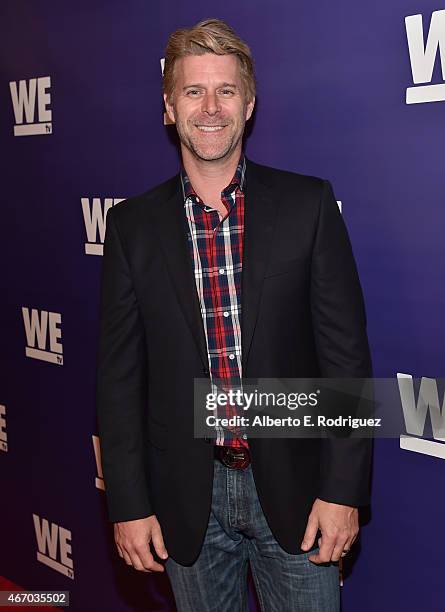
[1,1,444,610]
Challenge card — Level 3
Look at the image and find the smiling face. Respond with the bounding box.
[164,53,255,164]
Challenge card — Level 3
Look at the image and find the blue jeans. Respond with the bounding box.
[165,458,340,611]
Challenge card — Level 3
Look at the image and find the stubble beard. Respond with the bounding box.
[175,115,245,163]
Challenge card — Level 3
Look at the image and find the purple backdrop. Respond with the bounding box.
[1,1,444,610]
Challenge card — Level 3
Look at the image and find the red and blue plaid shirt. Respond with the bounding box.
[181,156,248,448]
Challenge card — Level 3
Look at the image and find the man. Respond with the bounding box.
[96,18,372,611]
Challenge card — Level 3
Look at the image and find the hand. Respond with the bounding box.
[114,515,168,572]
[300,498,359,564]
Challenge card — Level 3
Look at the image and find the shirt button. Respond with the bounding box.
[242,434,247,440]
[229,354,235,360]
[219,269,225,275]
[223,311,230,317]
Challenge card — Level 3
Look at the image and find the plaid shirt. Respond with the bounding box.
[181,156,248,448]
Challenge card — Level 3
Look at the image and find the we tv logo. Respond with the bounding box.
[405,10,445,104]
[81,198,125,256]
[0,404,7,453]
[9,76,52,136]
[33,514,74,579]
[160,58,174,125]
[92,435,105,490]
[22,307,63,365]
[397,373,445,459]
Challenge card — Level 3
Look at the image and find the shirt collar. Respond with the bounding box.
[180,155,246,205]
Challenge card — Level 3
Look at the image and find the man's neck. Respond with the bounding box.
[181,146,242,200]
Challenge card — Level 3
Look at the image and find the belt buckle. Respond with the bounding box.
[220,446,250,470]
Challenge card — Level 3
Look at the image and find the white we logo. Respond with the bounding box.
[22,307,63,365]
[405,10,445,104]
[9,76,52,135]
[33,514,74,579]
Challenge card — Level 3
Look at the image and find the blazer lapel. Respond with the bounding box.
[241,159,278,371]
[150,177,209,372]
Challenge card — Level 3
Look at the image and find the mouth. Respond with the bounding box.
[195,125,226,132]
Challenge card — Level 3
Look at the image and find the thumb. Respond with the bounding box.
[151,524,168,560]
[301,513,318,551]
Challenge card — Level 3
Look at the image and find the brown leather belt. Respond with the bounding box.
[214,445,251,470]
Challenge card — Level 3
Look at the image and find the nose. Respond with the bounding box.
[201,92,220,116]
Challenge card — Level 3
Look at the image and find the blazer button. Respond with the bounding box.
[203,368,210,377]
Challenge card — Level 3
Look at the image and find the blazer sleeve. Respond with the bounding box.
[96,206,153,522]
[310,179,373,507]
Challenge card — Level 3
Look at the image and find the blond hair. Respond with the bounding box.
[163,18,256,104]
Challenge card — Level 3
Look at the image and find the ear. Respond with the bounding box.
[163,93,176,124]
[245,96,255,121]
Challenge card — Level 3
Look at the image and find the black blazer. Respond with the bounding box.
[96,158,373,565]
